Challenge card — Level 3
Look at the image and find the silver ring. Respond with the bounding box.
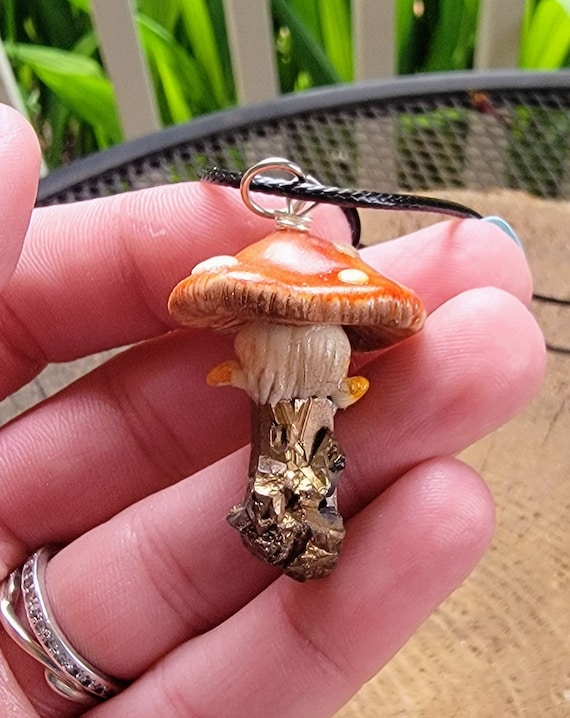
[240,157,319,230]
[0,546,125,703]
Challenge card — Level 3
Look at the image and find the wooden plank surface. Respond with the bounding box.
[222,0,279,104]
[475,0,525,69]
[90,0,160,139]
[352,0,395,79]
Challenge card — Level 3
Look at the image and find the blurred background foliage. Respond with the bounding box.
[1,0,569,168]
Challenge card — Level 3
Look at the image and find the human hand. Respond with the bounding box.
[0,104,545,717]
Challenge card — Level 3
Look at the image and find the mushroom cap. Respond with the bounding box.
[168,229,426,351]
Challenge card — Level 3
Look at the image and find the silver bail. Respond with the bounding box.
[240,157,319,232]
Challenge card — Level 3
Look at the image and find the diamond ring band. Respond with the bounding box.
[0,546,125,703]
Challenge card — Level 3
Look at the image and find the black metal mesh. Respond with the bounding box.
[37,74,570,206]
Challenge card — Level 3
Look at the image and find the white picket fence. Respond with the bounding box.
[0,0,526,142]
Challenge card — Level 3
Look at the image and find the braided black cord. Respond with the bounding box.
[203,167,570,355]
[201,167,483,220]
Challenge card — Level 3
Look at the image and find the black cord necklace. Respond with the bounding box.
[201,165,482,248]
[202,160,569,355]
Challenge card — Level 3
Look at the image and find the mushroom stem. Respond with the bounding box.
[207,322,369,408]
[227,397,346,581]
[209,322,368,580]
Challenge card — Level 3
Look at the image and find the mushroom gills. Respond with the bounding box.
[207,322,369,408]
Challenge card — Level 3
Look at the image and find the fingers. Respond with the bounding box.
[339,284,546,502]
[0,105,40,290]
[362,217,533,313]
[0,187,350,398]
[0,648,37,718]
[88,457,495,718]
[0,288,543,707]
[0,330,245,552]
[0,208,527,401]
[0,215,533,566]
[0,287,544,568]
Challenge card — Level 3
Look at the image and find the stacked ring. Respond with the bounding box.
[0,546,125,704]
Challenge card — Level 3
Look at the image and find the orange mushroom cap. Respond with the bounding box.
[168,229,426,351]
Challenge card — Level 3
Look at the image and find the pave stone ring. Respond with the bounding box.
[0,545,125,703]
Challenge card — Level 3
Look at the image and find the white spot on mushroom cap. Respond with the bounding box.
[191,255,239,275]
[338,268,369,285]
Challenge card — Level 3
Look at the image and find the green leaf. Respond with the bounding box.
[137,13,214,123]
[554,0,570,14]
[396,0,418,74]
[72,29,98,57]
[177,0,229,107]
[1,0,19,42]
[397,0,440,74]
[6,43,122,143]
[289,0,324,44]
[319,0,353,81]
[66,0,91,13]
[137,0,180,34]
[451,0,479,69]
[7,41,103,78]
[423,0,470,71]
[272,0,341,87]
[206,0,234,98]
[520,0,570,68]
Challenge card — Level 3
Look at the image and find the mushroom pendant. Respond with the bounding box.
[168,159,426,581]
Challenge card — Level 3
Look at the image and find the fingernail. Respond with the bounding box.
[482,216,524,251]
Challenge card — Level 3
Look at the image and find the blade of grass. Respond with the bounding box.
[396,0,418,74]
[289,0,323,44]
[452,0,479,68]
[521,0,537,40]
[206,0,234,100]
[0,0,18,42]
[397,0,439,74]
[138,20,187,123]
[72,29,98,56]
[137,0,180,35]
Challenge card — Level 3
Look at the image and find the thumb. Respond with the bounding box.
[0,104,41,290]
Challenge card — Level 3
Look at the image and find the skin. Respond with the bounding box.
[0,103,545,718]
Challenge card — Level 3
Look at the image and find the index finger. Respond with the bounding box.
[0,104,40,289]
[0,184,351,398]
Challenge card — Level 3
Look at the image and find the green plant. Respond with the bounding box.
[396,0,480,74]
[1,0,235,166]
[0,0,115,164]
[1,0,569,168]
